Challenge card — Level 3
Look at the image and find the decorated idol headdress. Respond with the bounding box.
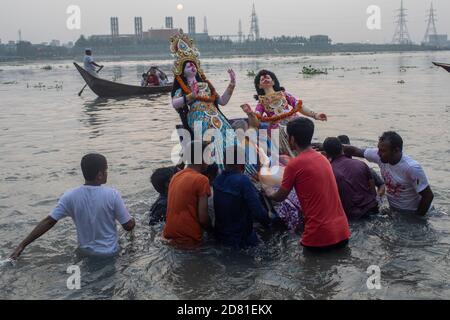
[170,32,205,78]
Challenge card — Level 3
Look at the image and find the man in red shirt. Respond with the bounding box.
[265,117,351,252]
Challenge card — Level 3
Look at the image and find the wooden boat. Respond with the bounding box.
[432,62,450,73]
[74,62,173,98]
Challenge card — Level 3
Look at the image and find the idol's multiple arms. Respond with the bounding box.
[172,92,197,110]
[218,69,236,106]
[300,104,328,121]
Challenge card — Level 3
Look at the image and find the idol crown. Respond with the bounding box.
[170,31,203,76]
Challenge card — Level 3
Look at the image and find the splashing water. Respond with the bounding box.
[0,256,16,268]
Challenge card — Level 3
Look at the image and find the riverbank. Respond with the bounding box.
[1,43,449,64]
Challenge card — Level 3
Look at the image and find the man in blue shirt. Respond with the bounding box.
[213,146,271,249]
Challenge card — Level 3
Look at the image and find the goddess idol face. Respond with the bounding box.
[259,73,275,90]
[184,61,198,78]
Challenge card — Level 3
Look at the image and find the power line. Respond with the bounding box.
[423,2,438,44]
[392,0,412,45]
[238,19,243,43]
[248,3,260,41]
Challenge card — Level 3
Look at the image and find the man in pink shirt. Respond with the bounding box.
[265,117,351,252]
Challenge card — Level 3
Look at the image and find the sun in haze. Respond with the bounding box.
[176,4,184,11]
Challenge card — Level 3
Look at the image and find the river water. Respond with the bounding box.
[0,51,449,299]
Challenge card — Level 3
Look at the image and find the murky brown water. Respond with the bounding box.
[0,51,449,299]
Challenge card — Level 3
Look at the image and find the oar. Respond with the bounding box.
[78,65,104,96]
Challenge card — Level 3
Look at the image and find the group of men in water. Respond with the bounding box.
[148,119,434,252]
[8,118,435,259]
[8,47,435,260]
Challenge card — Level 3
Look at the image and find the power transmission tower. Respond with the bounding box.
[392,0,412,44]
[423,2,438,44]
[238,19,243,43]
[248,3,260,41]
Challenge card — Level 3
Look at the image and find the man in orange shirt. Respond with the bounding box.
[163,141,211,248]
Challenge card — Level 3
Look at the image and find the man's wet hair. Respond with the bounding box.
[206,163,219,181]
[337,135,351,145]
[151,167,177,195]
[380,131,403,152]
[81,154,107,181]
[224,145,246,170]
[183,140,209,165]
[287,117,315,149]
[323,137,343,158]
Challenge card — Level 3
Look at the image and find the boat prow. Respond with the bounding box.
[73,62,173,98]
[432,62,450,73]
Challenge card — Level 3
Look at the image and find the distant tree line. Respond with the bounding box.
[0,34,440,61]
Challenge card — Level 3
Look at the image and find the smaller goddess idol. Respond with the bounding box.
[241,70,327,156]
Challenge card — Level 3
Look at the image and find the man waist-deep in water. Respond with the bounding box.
[10,153,135,260]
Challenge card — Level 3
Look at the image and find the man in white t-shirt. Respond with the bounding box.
[342,131,434,216]
[83,49,103,77]
[10,154,135,260]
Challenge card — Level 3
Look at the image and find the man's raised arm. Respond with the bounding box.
[342,145,366,158]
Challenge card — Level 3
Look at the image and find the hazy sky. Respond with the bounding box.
[1,0,449,44]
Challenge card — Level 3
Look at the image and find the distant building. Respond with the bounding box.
[135,17,143,40]
[193,33,210,42]
[188,17,196,35]
[111,17,119,38]
[90,34,135,41]
[1,41,17,53]
[143,28,183,42]
[428,34,448,47]
[309,35,331,45]
[165,17,174,29]
[50,40,61,47]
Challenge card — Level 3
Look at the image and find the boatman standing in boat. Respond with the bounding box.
[83,48,103,77]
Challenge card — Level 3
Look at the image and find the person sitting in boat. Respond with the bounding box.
[155,67,169,85]
[241,70,328,156]
[83,48,103,77]
[141,73,148,87]
[147,67,161,87]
